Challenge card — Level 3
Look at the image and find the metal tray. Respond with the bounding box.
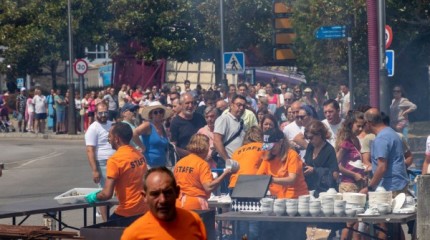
[54,188,101,205]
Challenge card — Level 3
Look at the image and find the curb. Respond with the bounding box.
[0,132,84,140]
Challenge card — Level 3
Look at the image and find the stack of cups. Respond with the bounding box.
[334,200,346,217]
[273,199,286,216]
[260,198,274,215]
[286,199,298,216]
[309,199,322,217]
[298,195,310,216]
[321,196,334,217]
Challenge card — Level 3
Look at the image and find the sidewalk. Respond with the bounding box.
[0,131,84,140]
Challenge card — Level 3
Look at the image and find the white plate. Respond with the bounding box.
[392,193,406,210]
[348,161,365,169]
[239,210,262,214]
[357,213,380,217]
[392,207,416,214]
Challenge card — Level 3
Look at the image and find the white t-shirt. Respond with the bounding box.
[32,95,47,114]
[425,136,430,156]
[283,121,306,160]
[322,118,344,146]
[85,121,115,161]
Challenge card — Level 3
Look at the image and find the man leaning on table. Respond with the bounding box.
[359,108,409,239]
[121,166,207,240]
[86,122,148,220]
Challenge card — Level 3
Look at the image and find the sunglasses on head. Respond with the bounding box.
[152,109,165,115]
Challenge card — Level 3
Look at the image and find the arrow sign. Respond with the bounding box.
[386,50,394,77]
[315,25,346,39]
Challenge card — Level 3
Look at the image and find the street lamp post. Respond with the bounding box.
[67,0,76,134]
[220,0,225,81]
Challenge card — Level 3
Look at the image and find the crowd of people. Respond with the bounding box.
[77,78,420,240]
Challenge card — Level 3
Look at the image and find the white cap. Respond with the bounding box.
[20,87,26,91]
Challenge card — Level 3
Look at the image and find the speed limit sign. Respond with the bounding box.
[73,59,88,75]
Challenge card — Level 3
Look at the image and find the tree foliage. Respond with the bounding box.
[292,0,369,101]
[0,0,108,87]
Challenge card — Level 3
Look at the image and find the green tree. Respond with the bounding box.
[292,0,369,102]
[106,0,206,62]
[0,0,108,89]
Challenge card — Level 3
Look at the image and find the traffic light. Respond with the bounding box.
[272,1,296,61]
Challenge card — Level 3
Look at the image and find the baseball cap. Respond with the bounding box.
[20,87,26,91]
[121,103,139,113]
[262,128,285,150]
[304,87,312,93]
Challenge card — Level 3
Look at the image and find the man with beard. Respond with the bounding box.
[213,94,247,165]
[85,102,115,221]
[121,167,206,240]
[121,103,139,148]
[170,93,206,157]
[86,122,148,220]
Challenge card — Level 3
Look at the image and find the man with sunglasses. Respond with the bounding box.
[282,101,308,160]
[85,101,115,221]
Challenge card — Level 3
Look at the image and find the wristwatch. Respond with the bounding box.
[367,185,375,191]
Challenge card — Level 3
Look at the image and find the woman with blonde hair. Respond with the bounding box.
[174,134,232,210]
[229,126,265,189]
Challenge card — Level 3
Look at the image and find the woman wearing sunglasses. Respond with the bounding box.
[303,120,339,197]
[133,101,173,168]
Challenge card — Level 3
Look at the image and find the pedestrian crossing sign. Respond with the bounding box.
[224,52,245,74]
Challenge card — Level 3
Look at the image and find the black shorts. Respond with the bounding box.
[88,111,95,117]
[35,113,47,120]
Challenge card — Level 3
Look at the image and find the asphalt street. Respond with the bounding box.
[0,138,100,230]
[0,138,93,204]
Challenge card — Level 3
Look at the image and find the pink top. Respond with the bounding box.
[339,139,363,184]
[267,94,278,105]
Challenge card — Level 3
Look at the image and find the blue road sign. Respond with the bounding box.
[315,25,346,39]
[224,52,245,74]
[16,78,24,88]
[386,50,394,77]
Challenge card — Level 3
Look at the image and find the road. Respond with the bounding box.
[0,138,93,204]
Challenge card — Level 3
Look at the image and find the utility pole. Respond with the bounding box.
[378,0,389,114]
[67,0,76,134]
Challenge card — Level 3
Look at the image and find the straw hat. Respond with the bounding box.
[257,89,267,98]
[140,101,173,120]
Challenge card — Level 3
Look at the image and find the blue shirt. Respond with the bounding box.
[371,127,409,191]
[141,123,168,167]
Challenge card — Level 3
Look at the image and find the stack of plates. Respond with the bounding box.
[369,191,393,210]
[342,193,366,208]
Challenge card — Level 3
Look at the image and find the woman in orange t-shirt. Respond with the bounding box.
[174,134,232,210]
[257,128,309,199]
[229,126,265,189]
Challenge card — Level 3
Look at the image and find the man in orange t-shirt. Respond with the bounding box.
[174,134,231,210]
[86,122,148,219]
[257,128,308,199]
[121,167,207,240]
[229,126,265,188]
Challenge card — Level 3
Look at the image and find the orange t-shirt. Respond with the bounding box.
[174,153,213,199]
[107,145,148,217]
[121,208,207,240]
[257,149,309,199]
[229,142,264,188]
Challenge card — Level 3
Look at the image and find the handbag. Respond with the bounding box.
[211,120,244,169]
[166,142,179,167]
